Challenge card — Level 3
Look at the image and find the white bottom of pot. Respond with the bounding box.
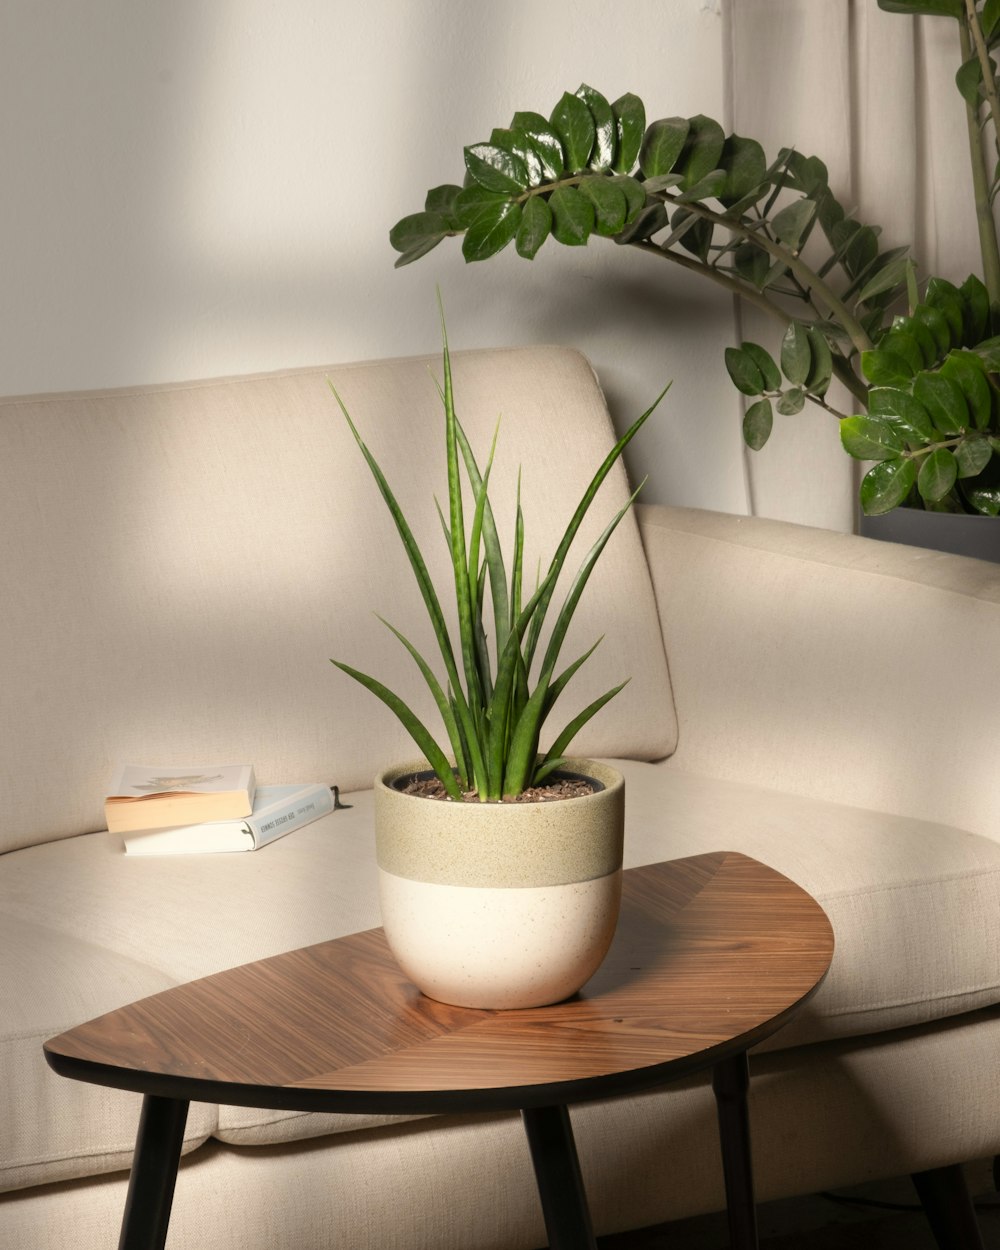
[378,866,623,1010]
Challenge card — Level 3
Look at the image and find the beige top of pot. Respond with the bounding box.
[375,759,625,889]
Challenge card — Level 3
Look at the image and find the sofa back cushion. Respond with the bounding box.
[0,345,676,853]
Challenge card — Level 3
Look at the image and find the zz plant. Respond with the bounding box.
[390,0,1000,518]
[330,303,664,802]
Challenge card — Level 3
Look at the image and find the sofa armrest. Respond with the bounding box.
[636,503,1000,839]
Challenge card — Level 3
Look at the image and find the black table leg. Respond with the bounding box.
[118,1095,189,1250]
[712,1051,759,1250]
[521,1104,598,1250]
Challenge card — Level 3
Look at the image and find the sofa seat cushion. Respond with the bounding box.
[0,913,216,1193]
[6,758,1000,1171]
[617,758,1000,1049]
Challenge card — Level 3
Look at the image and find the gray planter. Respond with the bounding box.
[859,508,1000,564]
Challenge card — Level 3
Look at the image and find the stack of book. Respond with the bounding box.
[104,764,340,855]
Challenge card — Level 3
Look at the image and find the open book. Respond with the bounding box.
[122,783,339,855]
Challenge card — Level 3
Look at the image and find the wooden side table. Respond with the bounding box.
[44,851,834,1250]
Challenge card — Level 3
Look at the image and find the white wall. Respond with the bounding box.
[2,0,747,515]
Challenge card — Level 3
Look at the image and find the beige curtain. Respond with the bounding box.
[726,0,976,532]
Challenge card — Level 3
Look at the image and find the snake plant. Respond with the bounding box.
[330,302,664,801]
[389,0,1000,518]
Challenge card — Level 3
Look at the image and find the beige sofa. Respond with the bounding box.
[2,344,1000,1249]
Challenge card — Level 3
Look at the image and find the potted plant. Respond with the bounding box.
[330,302,664,1009]
[388,0,1000,561]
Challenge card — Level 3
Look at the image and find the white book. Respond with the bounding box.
[123,783,339,856]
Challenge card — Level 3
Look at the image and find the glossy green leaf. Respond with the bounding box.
[490,128,544,186]
[639,117,690,178]
[424,185,462,218]
[616,201,669,244]
[926,277,965,341]
[389,212,451,265]
[674,169,727,203]
[898,314,939,367]
[515,195,552,259]
[771,199,817,250]
[806,328,834,396]
[956,54,985,105]
[676,212,714,262]
[859,458,918,516]
[576,84,615,171]
[725,346,765,396]
[972,335,1000,369]
[742,342,782,391]
[868,387,935,442]
[550,92,595,172]
[861,349,915,386]
[612,93,646,173]
[881,328,925,374]
[718,134,767,207]
[939,351,993,428]
[914,304,954,355]
[464,144,529,194]
[876,0,962,15]
[732,242,771,289]
[912,372,969,435]
[548,186,594,245]
[743,398,773,450]
[454,186,514,228]
[856,254,911,306]
[781,322,812,385]
[963,483,1000,515]
[579,176,628,236]
[614,175,647,223]
[776,387,806,415]
[955,435,993,478]
[840,415,908,460]
[985,0,1000,40]
[511,111,566,179]
[678,114,726,190]
[959,274,990,342]
[462,200,521,262]
[917,448,958,502]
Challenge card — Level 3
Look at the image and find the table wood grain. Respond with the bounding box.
[44,852,834,1116]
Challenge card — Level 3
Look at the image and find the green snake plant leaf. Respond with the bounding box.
[330,660,464,800]
[533,679,630,785]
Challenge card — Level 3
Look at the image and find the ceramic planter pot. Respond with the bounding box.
[859,507,1000,564]
[374,758,625,1009]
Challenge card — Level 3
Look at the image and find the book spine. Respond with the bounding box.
[247,785,336,848]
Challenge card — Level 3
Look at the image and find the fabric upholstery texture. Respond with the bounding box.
[4,348,1000,1246]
